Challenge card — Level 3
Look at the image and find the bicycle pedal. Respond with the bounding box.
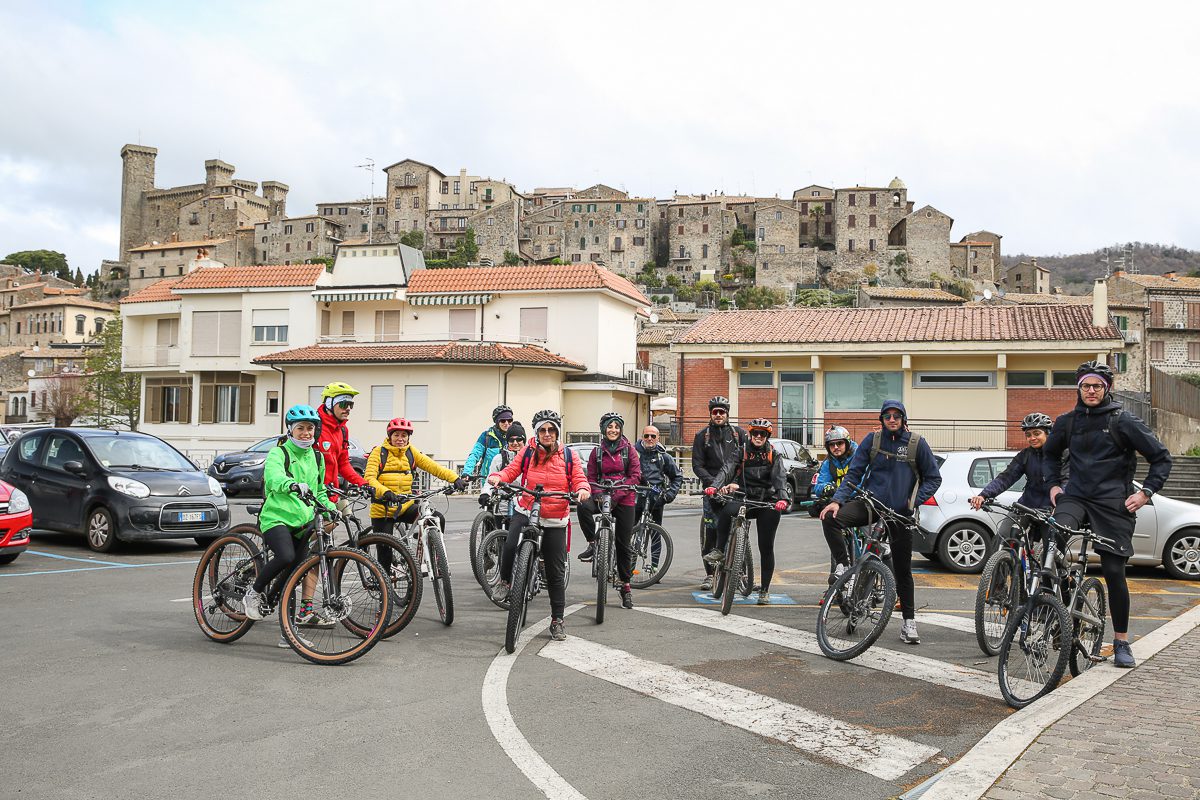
[1088,653,1109,663]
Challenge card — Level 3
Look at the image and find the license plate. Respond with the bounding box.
[178,511,205,523]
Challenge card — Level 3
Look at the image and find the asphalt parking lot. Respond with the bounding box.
[2,496,1197,800]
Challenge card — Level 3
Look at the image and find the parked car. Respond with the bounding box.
[770,438,821,511]
[915,450,1200,579]
[0,429,230,552]
[209,436,368,496]
[0,478,33,565]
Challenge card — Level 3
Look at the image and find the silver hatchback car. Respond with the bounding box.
[914,450,1200,579]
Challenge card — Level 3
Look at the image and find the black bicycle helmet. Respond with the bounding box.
[600,411,624,433]
[492,404,513,422]
[1020,412,1053,431]
[1075,360,1113,386]
[709,395,730,412]
[531,409,562,431]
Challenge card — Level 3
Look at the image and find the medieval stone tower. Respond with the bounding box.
[119,144,158,261]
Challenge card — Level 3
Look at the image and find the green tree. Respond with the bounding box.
[664,273,682,288]
[85,318,140,431]
[735,286,787,309]
[399,229,425,249]
[2,249,69,280]
[503,250,521,266]
[675,284,698,301]
[636,271,662,289]
[793,288,854,308]
[447,228,479,267]
[308,256,335,272]
[72,267,84,285]
[549,257,566,265]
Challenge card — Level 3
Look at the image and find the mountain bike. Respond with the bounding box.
[628,485,673,589]
[974,499,1044,656]
[471,483,512,588]
[476,489,571,610]
[996,505,1111,709]
[493,482,578,654]
[815,487,902,661]
[704,490,763,616]
[587,480,639,623]
[385,486,457,626]
[192,487,391,665]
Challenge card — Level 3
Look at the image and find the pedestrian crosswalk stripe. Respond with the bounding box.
[915,612,978,634]
[636,607,1002,700]
[539,636,940,781]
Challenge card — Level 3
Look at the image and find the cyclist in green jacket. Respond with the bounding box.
[244,405,340,647]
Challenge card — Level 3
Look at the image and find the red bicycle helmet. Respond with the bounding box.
[387,417,415,434]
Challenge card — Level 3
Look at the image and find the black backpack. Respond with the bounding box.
[866,430,926,509]
[376,445,416,474]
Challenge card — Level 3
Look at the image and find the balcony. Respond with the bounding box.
[123,345,180,368]
[1120,329,1141,343]
[619,362,667,392]
[670,251,693,261]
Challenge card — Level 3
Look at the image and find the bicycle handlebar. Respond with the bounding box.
[588,480,639,493]
[379,485,455,507]
[495,481,578,501]
[980,498,1116,548]
[709,489,783,510]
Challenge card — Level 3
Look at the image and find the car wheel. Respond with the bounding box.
[0,553,18,565]
[86,506,119,553]
[1162,529,1200,581]
[194,537,217,548]
[781,480,795,513]
[937,522,991,574]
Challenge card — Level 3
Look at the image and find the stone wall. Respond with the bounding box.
[471,199,521,265]
[950,242,995,282]
[902,206,953,281]
[664,200,730,282]
[384,160,442,242]
[1154,407,1200,454]
[254,216,343,265]
[119,145,157,261]
[560,198,655,276]
[522,204,566,262]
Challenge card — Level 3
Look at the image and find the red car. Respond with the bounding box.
[0,478,33,565]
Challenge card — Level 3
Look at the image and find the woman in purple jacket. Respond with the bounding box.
[576,411,642,608]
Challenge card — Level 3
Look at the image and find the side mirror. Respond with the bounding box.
[63,460,87,476]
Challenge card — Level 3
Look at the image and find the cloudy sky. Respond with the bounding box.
[2,1,1197,273]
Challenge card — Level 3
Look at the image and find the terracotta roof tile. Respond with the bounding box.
[406,264,649,306]
[11,296,116,311]
[1117,274,1200,291]
[173,265,325,290]
[128,238,228,252]
[675,305,1120,345]
[860,286,966,303]
[120,278,184,304]
[252,342,585,370]
[637,326,682,346]
[992,292,1091,305]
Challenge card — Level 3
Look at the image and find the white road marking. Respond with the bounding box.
[637,607,1002,699]
[921,601,1200,800]
[482,604,588,800]
[539,636,939,781]
[915,612,977,634]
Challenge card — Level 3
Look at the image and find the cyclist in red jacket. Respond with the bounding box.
[315,382,368,494]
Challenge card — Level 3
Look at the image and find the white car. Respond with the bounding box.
[914,450,1200,579]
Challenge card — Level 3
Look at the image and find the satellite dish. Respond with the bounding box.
[982,289,993,301]
[997,288,1006,298]
[648,312,660,324]
[27,370,35,378]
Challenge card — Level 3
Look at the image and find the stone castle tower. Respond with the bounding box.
[119,144,158,262]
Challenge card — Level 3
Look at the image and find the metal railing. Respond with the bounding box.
[620,362,667,392]
[123,345,180,368]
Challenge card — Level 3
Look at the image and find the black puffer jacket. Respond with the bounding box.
[691,423,747,488]
[980,446,1054,509]
[712,442,788,502]
[1043,395,1171,501]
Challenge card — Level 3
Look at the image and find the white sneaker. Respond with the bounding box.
[278,632,315,649]
[833,563,847,581]
[701,575,713,591]
[900,620,920,644]
[243,588,265,620]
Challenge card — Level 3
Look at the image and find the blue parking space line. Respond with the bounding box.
[691,591,796,605]
[27,550,129,567]
[0,560,197,577]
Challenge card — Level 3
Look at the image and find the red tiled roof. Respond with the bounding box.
[121,278,184,304]
[860,286,966,303]
[252,342,586,370]
[674,305,1120,345]
[406,264,649,306]
[11,296,116,311]
[1116,274,1200,291]
[128,238,228,252]
[174,265,325,290]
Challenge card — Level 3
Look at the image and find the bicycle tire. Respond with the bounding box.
[630,522,673,589]
[997,593,1071,709]
[429,527,454,626]
[975,549,1020,656]
[470,510,499,588]
[193,533,259,643]
[479,528,512,609]
[505,541,536,654]
[281,548,390,665]
[228,522,264,555]
[595,526,611,624]
[740,534,755,598]
[354,533,420,640]
[720,529,746,616]
[816,558,897,660]
[1069,576,1107,677]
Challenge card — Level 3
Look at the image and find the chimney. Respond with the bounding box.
[1112,268,1125,278]
[1093,278,1109,328]
[1163,270,1178,280]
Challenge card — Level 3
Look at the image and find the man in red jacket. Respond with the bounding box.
[316,381,368,494]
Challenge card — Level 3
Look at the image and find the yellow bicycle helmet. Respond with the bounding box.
[321,381,360,399]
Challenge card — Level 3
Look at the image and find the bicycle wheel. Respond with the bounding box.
[1069,576,1107,676]
[281,549,390,665]
[975,549,1019,656]
[479,528,511,609]
[505,541,536,654]
[470,510,499,588]
[997,594,1072,709]
[630,522,673,589]
[355,533,420,640]
[740,535,755,598]
[429,527,454,626]
[720,529,746,616]
[595,526,611,624]
[816,559,897,660]
[229,522,264,556]
[193,533,259,643]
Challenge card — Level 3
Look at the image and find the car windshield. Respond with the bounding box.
[83,435,196,471]
[247,438,277,453]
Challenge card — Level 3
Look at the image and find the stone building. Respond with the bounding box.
[661,196,736,282]
[856,285,967,308]
[316,197,388,243]
[753,203,818,290]
[833,181,914,274]
[1108,270,1200,378]
[0,295,116,348]
[470,199,522,266]
[1004,259,1050,294]
[522,187,576,212]
[383,158,444,239]
[520,203,567,263]
[953,231,1002,283]
[895,205,953,280]
[253,215,344,265]
[125,239,238,295]
[559,188,656,276]
[793,186,836,249]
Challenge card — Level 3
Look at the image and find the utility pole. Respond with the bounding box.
[355,158,376,244]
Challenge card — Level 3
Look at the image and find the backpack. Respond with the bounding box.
[704,425,747,449]
[278,439,324,483]
[589,441,631,477]
[519,444,576,486]
[376,445,416,474]
[867,430,926,509]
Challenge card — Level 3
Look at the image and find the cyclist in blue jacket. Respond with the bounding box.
[464,405,514,480]
[813,425,857,583]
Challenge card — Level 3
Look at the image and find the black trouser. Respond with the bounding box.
[635,494,666,526]
[370,507,418,570]
[821,516,849,568]
[253,524,311,595]
[500,512,568,619]
[702,494,719,576]
[834,500,916,620]
[1049,496,1134,635]
[715,502,782,592]
[577,501,636,585]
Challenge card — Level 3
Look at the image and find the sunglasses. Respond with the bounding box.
[642,433,658,439]
[537,427,557,435]
[711,409,728,416]
[508,437,526,444]
[498,419,513,424]
[336,401,354,409]
[749,430,769,437]
[828,440,848,447]
[882,412,903,420]
[1079,383,1106,393]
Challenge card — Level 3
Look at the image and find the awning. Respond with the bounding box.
[312,289,399,302]
[409,293,493,306]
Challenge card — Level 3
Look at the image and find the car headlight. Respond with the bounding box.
[7,488,29,514]
[107,476,150,498]
[208,476,224,497]
[240,458,266,468]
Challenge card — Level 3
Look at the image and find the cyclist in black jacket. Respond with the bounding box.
[969,412,1056,542]
[1043,360,1172,669]
[691,396,747,590]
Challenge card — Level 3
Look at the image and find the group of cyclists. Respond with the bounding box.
[237,357,1173,668]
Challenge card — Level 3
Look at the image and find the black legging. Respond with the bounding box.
[500,512,568,619]
[714,502,781,592]
[832,500,916,620]
[577,500,636,585]
[252,524,310,595]
[1099,551,1131,634]
[371,507,418,570]
[821,516,849,567]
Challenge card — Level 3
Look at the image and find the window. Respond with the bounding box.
[677,225,683,235]
[587,203,597,212]
[199,372,254,424]
[520,306,548,341]
[868,239,876,252]
[801,202,809,215]
[1189,342,1200,363]
[702,223,709,233]
[405,385,429,421]
[1188,302,1200,329]
[284,224,293,234]
[775,210,783,221]
[1007,371,1045,387]
[341,310,355,337]
[824,221,832,235]
[633,236,646,246]
[825,201,832,214]
[869,214,876,228]
[848,194,856,207]
[635,218,645,229]
[75,314,85,335]
[370,385,394,420]
[17,433,44,463]
[614,236,623,250]
[848,239,855,252]
[869,193,877,207]
[1150,340,1165,361]
[412,197,420,209]
[848,215,856,228]
[191,311,241,356]
[914,372,996,388]
[615,203,622,212]
[801,222,809,236]
[375,310,400,340]
[701,244,709,258]
[738,372,774,387]
[1149,300,1165,327]
[572,204,581,212]
[757,227,765,240]
[145,377,193,423]
[678,208,684,218]
[1051,371,1077,387]
[702,206,710,216]
[449,308,475,339]
[824,371,903,411]
[778,245,786,254]
[305,222,314,233]
[1111,352,1128,373]
[616,219,626,229]
[967,458,995,489]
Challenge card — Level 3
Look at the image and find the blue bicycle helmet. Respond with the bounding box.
[285,404,321,432]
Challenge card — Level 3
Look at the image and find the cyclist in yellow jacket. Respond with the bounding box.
[366,417,467,534]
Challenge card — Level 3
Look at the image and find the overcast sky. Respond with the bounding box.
[2,1,1198,273]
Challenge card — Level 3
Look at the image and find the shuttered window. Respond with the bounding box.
[520,307,547,341]
[371,386,394,420]
[145,377,192,424]
[191,311,241,356]
[1187,301,1200,329]
[199,372,254,424]
[450,309,475,339]
[341,310,355,337]
[375,310,401,341]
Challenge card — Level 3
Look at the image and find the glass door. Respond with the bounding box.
[779,373,814,445]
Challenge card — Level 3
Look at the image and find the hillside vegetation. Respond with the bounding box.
[1002,243,1200,293]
